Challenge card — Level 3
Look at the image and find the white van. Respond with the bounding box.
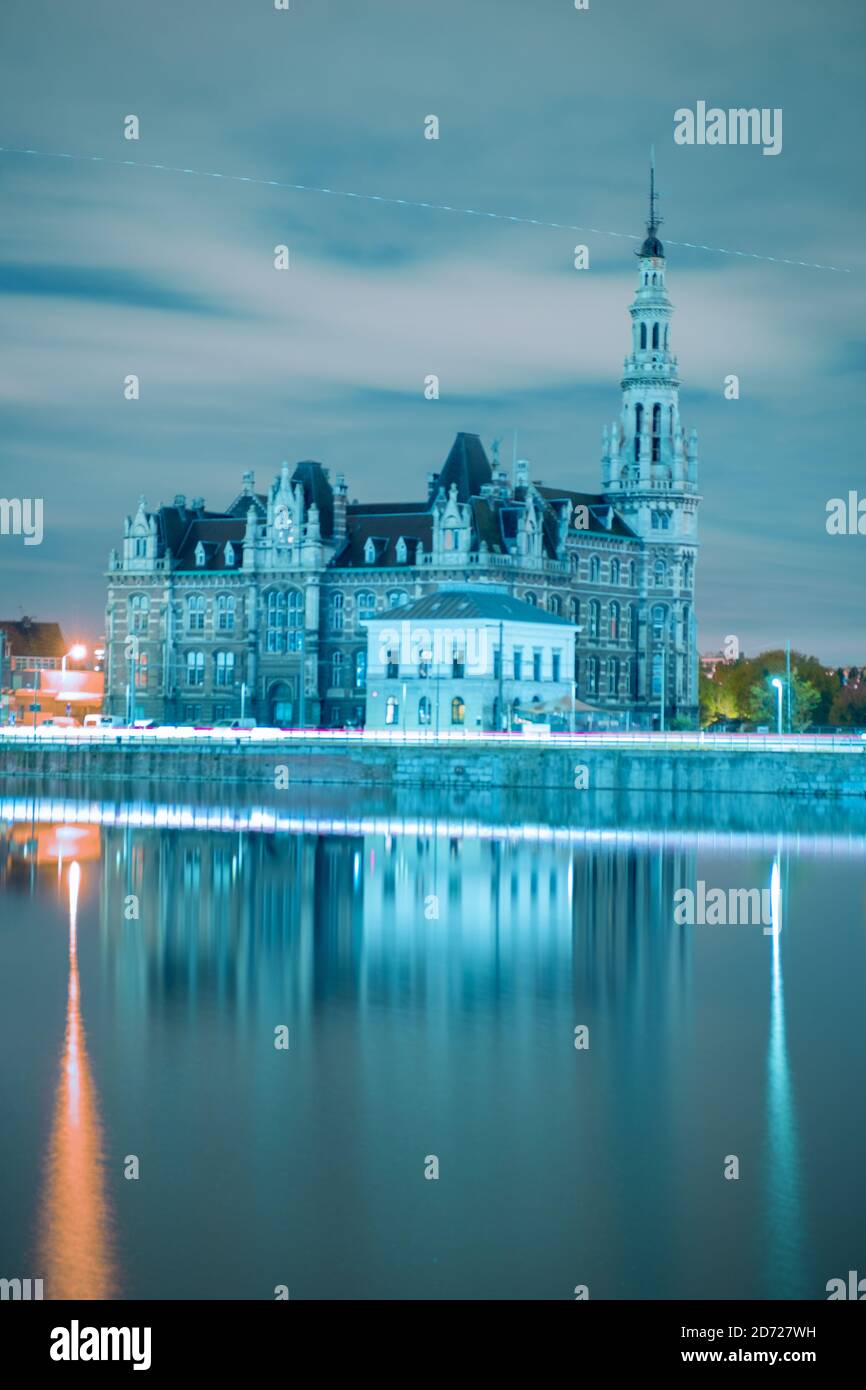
[84,714,125,729]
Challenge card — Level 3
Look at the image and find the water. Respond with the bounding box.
[1,778,864,1300]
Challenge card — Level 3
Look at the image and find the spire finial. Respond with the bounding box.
[637,147,665,259]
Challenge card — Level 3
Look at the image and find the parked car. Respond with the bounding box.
[213,718,257,730]
[38,716,80,728]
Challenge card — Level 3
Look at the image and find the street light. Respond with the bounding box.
[61,643,87,674]
[771,677,784,735]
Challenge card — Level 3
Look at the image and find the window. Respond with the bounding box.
[134,536,146,558]
[640,323,647,349]
[354,650,366,690]
[357,591,376,625]
[652,604,666,642]
[451,696,465,726]
[651,651,664,698]
[628,603,638,639]
[395,537,408,564]
[634,404,643,461]
[385,696,399,725]
[287,589,303,650]
[187,595,205,632]
[195,542,206,567]
[523,591,537,607]
[570,596,580,625]
[217,594,235,632]
[388,590,409,609]
[652,403,661,463]
[183,704,200,722]
[266,590,286,652]
[609,657,620,696]
[215,651,235,687]
[589,600,600,640]
[418,696,432,726]
[609,600,620,640]
[652,323,659,350]
[552,651,561,682]
[135,652,148,690]
[587,658,597,696]
[610,558,620,585]
[330,592,344,631]
[224,542,235,568]
[129,594,150,634]
[331,651,344,688]
[513,649,523,681]
[187,651,205,686]
[452,649,465,679]
[532,650,542,682]
[493,647,501,679]
[386,650,399,679]
[654,558,667,587]
[364,537,376,564]
[548,595,561,616]
[628,560,636,587]
[589,556,600,583]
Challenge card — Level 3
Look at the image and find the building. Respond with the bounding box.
[103,174,700,729]
[364,586,577,731]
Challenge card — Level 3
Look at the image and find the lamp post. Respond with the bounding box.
[61,643,87,676]
[240,681,247,720]
[771,677,783,735]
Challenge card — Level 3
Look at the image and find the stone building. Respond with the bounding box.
[104,181,699,728]
[364,586,577,732]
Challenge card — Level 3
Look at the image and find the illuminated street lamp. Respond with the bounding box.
[61,643,87,674]
[771,677,784,735]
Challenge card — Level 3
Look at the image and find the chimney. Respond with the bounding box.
[333,472,348,544]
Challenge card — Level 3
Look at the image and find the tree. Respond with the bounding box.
[747,673,820,731]
[829,683,866,727]
[699,667,738,726]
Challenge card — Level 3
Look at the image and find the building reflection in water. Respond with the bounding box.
[37,859,116,1299]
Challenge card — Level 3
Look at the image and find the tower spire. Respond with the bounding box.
[638,147,665,258]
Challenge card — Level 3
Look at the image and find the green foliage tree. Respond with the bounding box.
[829,683,866,727]
[747,673,820,731]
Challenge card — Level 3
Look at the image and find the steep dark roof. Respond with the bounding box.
[226,491,267,520]
[172,517,246,570]
[292,461,334,539]
[385,587,574,627]
[334,512,432,568]
[535,486,639,539]
[432,433,492,503]
[0,618,66,657]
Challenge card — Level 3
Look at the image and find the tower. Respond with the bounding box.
[602,158,700,723]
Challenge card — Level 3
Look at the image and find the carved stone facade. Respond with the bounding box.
[104,195,699,729]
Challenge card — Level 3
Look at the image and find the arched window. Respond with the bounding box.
[354,650,367,689]
[418,696,432,727]
[609,657,620,696]
[523,590,538,607]
[634,403,643,461]
[570,596,581,624]
[628,603,638,639]
[451,696,465,726]
[589,556,600,583]
[664,325,670,350]
[548,594,561,615]
[187,595,205,632]
[652,323,659,350]
[385,695,399,726]
[639,323,647,350]
[216,594,235,632]
[587,658,598,696]
[654,558,667,587]
[186,651,205,686]
[388,589,409,609]
[129,594,150,634]
[628,560,637,587]
[266,590,286,652]
[287,589,303,650]
[331,651,344,688]
[652,403,662,462]
[652,604,666,642]
[609,601,620,640]
[357,591,376,625]
[330,592,344,631]
[610,558,620,585]
[214,651,235,687]
[589,600,600,640]
[651,272,657,285]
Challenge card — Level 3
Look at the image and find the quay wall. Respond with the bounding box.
[2,738,865,798]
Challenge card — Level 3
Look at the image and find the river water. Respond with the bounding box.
[1,778,863,1299]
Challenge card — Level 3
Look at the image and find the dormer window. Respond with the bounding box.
[224,541,235,567]
[396,536,408,564]
[364,537,376,564]
[195,542,206,567]
[133,536,146,558]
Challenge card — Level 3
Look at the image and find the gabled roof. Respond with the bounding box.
[225,491,267,520]
[432,432,493,503]
[0,618,66,657]
[172,517,246,570]
[375,587,574,627]
[334,512,433,568]
[535,485,639,539]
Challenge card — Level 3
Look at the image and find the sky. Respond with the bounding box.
[0,0,864,663]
